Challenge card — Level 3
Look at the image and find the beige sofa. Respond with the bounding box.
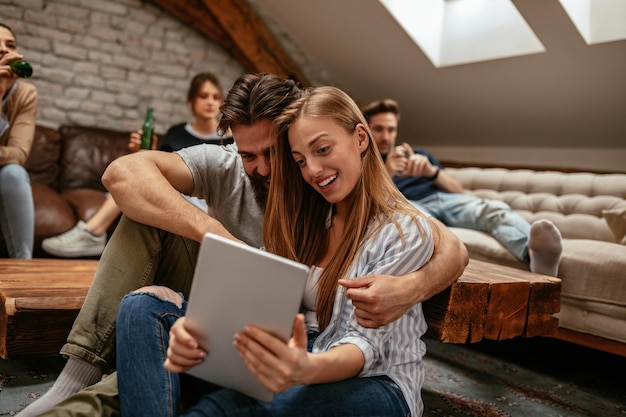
[444,167,626,354]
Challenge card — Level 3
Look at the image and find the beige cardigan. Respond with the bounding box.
[1,80,38,166]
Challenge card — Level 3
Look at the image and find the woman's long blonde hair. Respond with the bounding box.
[264,86,426,330]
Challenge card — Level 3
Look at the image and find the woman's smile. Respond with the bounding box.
[317,174,337,189]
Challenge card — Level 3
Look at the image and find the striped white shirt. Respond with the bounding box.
[311,212,434,417]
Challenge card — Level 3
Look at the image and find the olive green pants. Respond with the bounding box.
[37,372,121,417]
[39,216,200,416]
[60,215,200,372]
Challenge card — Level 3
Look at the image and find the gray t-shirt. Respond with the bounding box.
[176,143,264,248]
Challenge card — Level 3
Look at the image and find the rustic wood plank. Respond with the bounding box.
[470,261,560,340]
[5,310,80,358]
[15,296,88,311]
[423,279,489,343]
[0,258,560,358]
[0,259,98,358]
[0,291,8,358]
[1,277,94,290]
[464,262,532,340]
[484,281,530,340]
[424,259,561,343]
[524,276,561,337]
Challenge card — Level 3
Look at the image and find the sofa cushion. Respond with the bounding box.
[449,227,527,270]
[557,297,626,343]
[62,188,108,223]
[32,182,76,245]
[556,238,626,343]
[24,125,61,189]
[58,125,131,191]
[603,207,626,244]
[558,239,626,304]
[447,167,626,243]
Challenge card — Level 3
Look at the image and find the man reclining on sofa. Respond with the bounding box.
[363,98,563,277]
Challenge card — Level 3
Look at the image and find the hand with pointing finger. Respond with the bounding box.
[338,275,415,328]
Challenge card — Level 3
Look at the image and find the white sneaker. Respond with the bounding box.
[42,221,106,258]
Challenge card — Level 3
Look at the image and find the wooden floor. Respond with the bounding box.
[1,258,562,358]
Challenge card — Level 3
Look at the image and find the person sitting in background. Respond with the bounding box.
[363,98,563,277]
[0,22,37,259]
[41,72,233,258]
[114,85,434,417]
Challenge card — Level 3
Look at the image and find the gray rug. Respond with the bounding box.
[1,355,65,415]
[1,336,625,416]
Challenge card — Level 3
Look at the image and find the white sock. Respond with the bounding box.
[528,219,563,277]
[19,357,103,417]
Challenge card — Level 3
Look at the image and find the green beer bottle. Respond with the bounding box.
[9,60,33,78]
[140,107,154,150]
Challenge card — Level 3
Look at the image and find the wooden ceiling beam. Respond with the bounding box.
[150,0,233,50]
[150,0,310,87]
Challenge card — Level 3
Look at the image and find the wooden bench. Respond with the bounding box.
[0,259,98,358]
[0,258,561,358]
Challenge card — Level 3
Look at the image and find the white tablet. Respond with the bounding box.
[183,233,309,402]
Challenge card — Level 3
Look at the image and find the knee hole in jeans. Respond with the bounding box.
[132,285,183,309]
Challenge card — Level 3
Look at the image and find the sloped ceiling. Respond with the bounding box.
[153,0,626,157]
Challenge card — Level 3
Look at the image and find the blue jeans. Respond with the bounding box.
[0,163,34,258]
[413,192,530,263]
[116,292,411,417]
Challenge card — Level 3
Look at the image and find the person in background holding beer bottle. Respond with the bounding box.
[0,22,37,259]
[41,72,232,258]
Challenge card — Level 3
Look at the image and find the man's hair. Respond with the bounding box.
[361,98,401,122]
[187,72,223,102]
[218,73,302,135]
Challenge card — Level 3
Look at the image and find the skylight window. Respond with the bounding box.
[379,0,546,68]
[559,0,626,45]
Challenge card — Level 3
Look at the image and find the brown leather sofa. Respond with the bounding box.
[0,125,131,257]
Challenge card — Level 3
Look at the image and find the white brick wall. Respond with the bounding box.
[3,0,246,134]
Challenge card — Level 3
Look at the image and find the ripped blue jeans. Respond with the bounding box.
[116,291,411,417]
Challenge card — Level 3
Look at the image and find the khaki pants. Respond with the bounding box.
[60,215,200,371]
[41,216,200,416]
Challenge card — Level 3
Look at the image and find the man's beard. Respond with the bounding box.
[249,171,269,208]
